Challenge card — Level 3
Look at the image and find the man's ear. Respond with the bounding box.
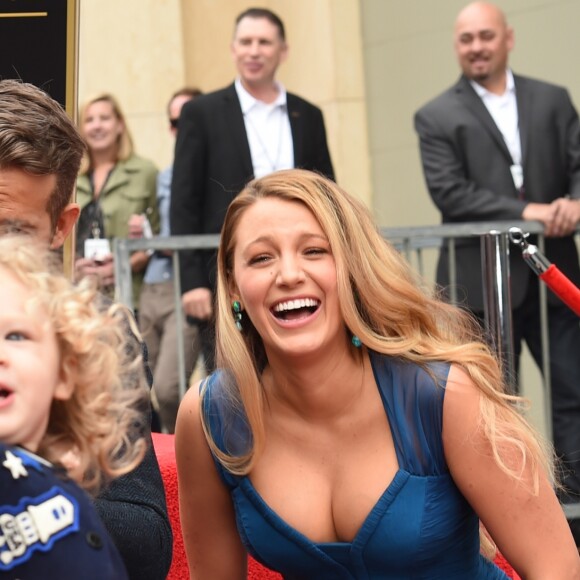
[506,26,515,52]
[280,41,289,65]
[50,203,80,249]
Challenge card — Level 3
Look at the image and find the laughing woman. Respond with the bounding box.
[175,169,579,579]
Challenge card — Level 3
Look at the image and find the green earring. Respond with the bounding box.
[351,335,362,348]
[232,300,242,331]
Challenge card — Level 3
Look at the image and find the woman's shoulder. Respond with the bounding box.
[200,370,252,458]
[76,173,91,197]
[120,154,158,176]
[200,370,239,421]
[370,351,451,400]
[178,372,227,422]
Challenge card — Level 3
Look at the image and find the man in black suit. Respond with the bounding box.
[414,1,580,544]
[171,7,334,372]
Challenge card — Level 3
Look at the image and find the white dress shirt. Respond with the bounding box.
[470,69,521,165]
[235,78,294,178]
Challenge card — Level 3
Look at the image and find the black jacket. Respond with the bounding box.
[171,83,335,294]
[94,303,172,580]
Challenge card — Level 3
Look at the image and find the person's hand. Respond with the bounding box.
[547,197,580,236]
[94,255,116,286]
[128,214,146,239]
[522,199,580,237]
[182,287,213,320]
[75,254,115,287]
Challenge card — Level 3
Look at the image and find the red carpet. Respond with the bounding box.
[152,433,519,579]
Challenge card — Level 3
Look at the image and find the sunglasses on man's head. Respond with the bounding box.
[170,118,179,129]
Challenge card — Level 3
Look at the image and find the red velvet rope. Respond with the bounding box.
[539,264,580,316]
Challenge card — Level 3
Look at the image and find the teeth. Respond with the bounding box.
[274,298,319,312]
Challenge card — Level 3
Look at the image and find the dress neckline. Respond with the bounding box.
[241,351,408,547]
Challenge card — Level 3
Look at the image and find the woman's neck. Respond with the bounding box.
[90,157,116,197]
[90,144,118,170]
[263,347,368,423]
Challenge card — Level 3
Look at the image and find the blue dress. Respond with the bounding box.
[203,352,509,579]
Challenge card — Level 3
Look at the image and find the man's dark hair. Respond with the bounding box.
[0,80,86,230]
[235,7,286,41]
[167,87,203,116]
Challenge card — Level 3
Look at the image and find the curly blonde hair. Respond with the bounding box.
[210,169,552,501]
[0,234,146,494]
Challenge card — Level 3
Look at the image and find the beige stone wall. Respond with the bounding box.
[78,0,187,172]
[78,0,371,202]
[361,0,580,229]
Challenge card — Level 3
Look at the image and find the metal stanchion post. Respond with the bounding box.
[173,251,187,401]
[508,228,553,437]
[113,238,134,310]
[480,231,517,392]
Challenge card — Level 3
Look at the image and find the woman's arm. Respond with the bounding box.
[175,382,247,579]
[443,365,580,579]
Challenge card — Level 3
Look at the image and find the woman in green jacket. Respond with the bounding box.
[75,93,159,309]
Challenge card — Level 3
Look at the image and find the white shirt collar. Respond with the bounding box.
[235,78,287,114]
[470,68,515,98]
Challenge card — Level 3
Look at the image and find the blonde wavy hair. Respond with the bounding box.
[0,234,146,495]
[78,93,135,175]
[209,169,553,501]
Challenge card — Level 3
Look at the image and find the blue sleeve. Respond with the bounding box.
[201,371,252,489]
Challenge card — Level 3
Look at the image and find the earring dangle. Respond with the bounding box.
[232,301,243,331]
[351,335,362,348]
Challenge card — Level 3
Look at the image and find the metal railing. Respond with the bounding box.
[380,221,550,405]
[114,219,551,399]
[114,233,220,406]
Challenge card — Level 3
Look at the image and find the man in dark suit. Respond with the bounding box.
[414,1,580,544]
[171,7,334,372]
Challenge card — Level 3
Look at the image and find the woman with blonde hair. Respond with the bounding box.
[176,169,579,578]
[75,93,158,309]
[0,233,147,578]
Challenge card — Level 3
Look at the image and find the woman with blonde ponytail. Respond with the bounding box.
[176,169,579,578]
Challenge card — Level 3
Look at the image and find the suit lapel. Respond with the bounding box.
[287,93,304,166]
[456,76,513,164]
[224,84,254,177]
[514,75,531,165]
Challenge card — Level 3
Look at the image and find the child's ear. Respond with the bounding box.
[54,356,76,401]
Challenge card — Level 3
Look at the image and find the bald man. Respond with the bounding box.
[414,1,580,545]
